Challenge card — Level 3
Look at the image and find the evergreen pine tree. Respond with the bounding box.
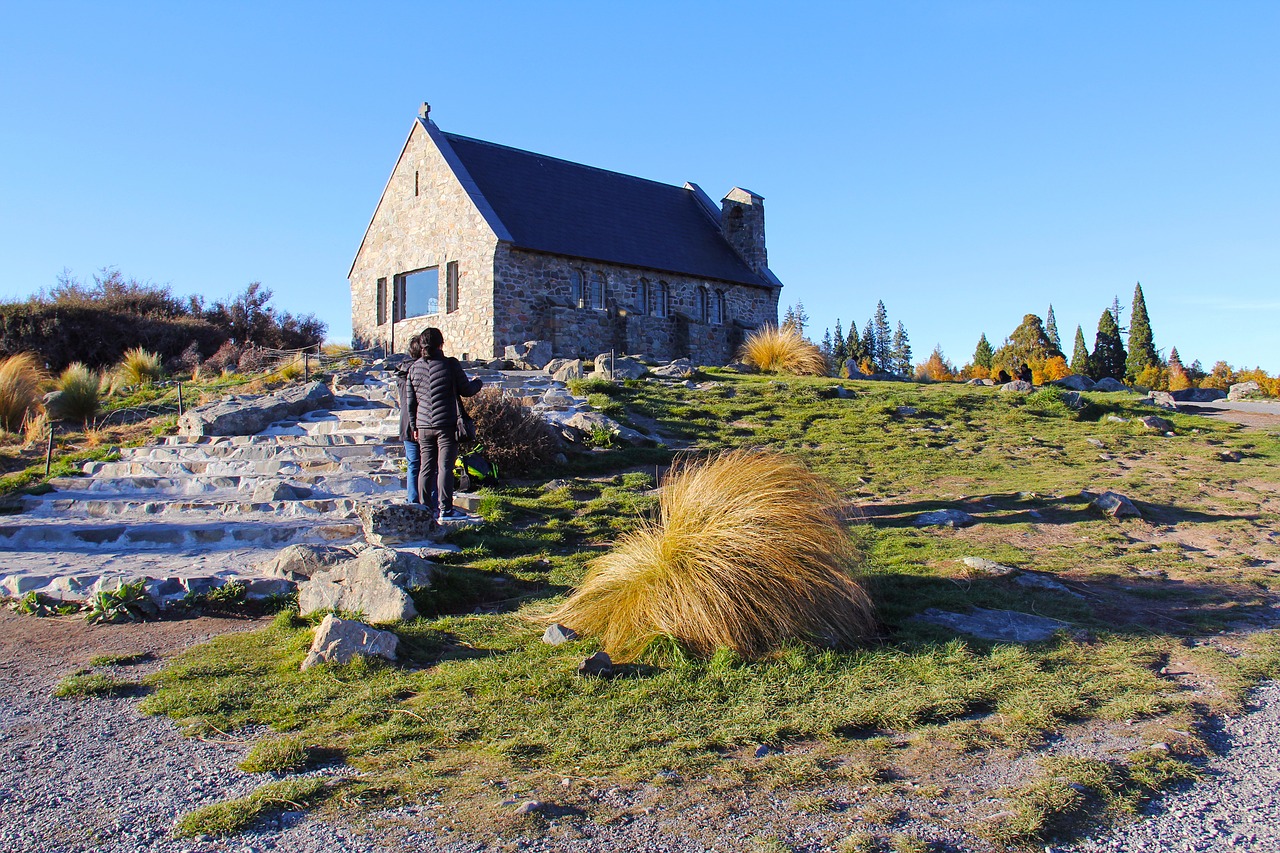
[872,301,891,370]
[1168,347,1183,370]
[820,329,833,362]
[1045,305,1061,353]
[1090,309,1127,380]
[1111,295,1125,333]
[781,301,809,335]
[832,319,846,363]
[861,320,876,371]
[845,318,863,363]
[1125,282,1158,380]
[891,321,912,375]
[973,333,993,369]
[1071,326,1090,375]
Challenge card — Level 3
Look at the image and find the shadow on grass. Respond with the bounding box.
[862,492,1259,528]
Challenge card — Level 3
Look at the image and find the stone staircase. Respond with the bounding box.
[0,366,589,604]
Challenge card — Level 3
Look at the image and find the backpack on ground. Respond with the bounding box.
[454,445,498,492]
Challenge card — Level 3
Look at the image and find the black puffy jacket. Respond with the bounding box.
[405,354,483,433]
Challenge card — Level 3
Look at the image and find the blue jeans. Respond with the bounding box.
[404,440,421,503]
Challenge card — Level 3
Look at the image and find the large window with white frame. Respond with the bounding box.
[395,267,439,320]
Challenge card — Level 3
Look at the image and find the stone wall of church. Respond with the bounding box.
[349,122,496,359]
[492,246,779,364]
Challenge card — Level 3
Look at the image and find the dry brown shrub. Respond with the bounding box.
[463,387,557,475]
[550,448,875,662]
[0,352,47,433]
[739,325,828,376]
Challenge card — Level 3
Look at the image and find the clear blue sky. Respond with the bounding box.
[2,1,1277,370]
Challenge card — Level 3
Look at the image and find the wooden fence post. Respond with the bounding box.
[44,424,54,478]
[177,381,184,418]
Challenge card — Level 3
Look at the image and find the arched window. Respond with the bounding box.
[654,281,669,318]
[710,290,725,326]
[588,271,605,309]
[696,286,709,323]
[570,269,585,308]
[637,279,650,315]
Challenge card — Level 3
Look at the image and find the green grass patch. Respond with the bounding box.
[54,673,140,699]
[88,651,153,667]
[174,777,330,838]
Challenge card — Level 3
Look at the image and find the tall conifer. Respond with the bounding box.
[1045,305,1061,352]
[973,334,993,369]
[891,321,912,375]
[1125,282,1158,380]
[1071,326,1090,375]
[872,301,891,370]
[832,319,846,363]
[861,320,876,371]
[1090,310,1127,380]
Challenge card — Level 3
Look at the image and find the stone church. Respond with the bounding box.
[349,105,783,363]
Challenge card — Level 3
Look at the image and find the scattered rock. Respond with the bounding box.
[754,744,780,758]
[1052,375,1095,391]
[578,651,614,678]
[650,358,694,379]
[1105,415,1127,424]
[1090,491,1142,519]
[916,607,1071,643]
[504,341,554,370]
[1092,377,1128,392]
[1013,572,1083,598]
[723,361,755,373]
[297,547,435,623]
[300,614,398,670]
[1219,450,1243,462]
[1000,380,1035,393]
[961,557,1019,577]
[178,382,334,437]
[966,378,995,386]
[1143,391,1178,410]
[542,624,579,645]
[1087,438,1106,448]
[1137,415,1174,432]
[914,509,976,528]
[516,800,544,815]
[591,353,648,380]
[563,411,651,447]
[254,544,355,581]
[896,406,919,417]
[548,358,583,382]
[1228,380,1263,401]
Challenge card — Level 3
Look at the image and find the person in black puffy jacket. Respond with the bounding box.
[405,327,483,520]
[393,333,423,503]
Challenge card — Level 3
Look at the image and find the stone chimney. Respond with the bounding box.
[720,187,767,274]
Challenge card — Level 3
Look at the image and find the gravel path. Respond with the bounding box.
[1065,681,1280,853]
[3,609,1278,853]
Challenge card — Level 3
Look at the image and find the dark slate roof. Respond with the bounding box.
[440,131,775,288]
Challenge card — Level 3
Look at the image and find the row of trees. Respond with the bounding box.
[795,301,914,376]
[0,269,326,372]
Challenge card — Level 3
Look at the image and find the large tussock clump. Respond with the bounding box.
[551,448,875,661]
[739,324,828,376]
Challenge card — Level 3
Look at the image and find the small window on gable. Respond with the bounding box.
[446,261,459,313]
[637,279,650,315]
[376,277,387,325]
[710,290,725,326]
[696,286,709,323]
[654,281,669,318]
[414,170,419,197]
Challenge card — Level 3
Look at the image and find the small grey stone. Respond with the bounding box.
[1087,438,1106,448]
[1091,491,1141,519]
[1138,415,1174,432]
[914,509,976,528]
[754,744,779,758]
[542,624,578,645]
[515,800,544,815]
[578,651,613,678]
[1219,450,1243,462]
[961,557,1019,577]
[300,614,398,670]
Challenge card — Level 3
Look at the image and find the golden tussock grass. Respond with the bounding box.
[739,324,828,376]
[51,362,102,423]
[549,448,875,661]
[0,352,48,433]
[114,347,163,388]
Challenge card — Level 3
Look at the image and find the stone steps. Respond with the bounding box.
[84,455,399,478]
[42,471,401,497]
[0,518,362,551]
[24,496,360,519]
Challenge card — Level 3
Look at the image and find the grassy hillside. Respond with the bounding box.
[141,373,1280,849]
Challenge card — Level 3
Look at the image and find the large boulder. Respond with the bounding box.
[1137,415,1174,432]
[504,341,554,370]
[358,502,440,546]
[1170,387,1226,403]
[1228,381,1263,401]
[650,359,694,379]
[253,544,357,581]
[999,380,1035,393]
[1090,490,1141,519]
[916,607,1070,643]
[1051,375,1094,391]
[592,353,648,380]
[1091,377,1128,392]
[546,358,583,382]
[300,614,399,670]
[297,547,435,623]
[1141,391,1177,410]
[563,411,651,446]
[178,382,334,437]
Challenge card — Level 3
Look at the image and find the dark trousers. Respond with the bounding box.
[416,428,458,517]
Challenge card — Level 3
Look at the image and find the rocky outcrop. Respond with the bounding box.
[562,411,651,447]
[1051,375,1095,391]
[297,546,435,623]
[178,382,334,437]
[253,544,357,581]
[1092,377,1128,392]
[358,502,440,546]
[300,614,399,670]
[591,353,648,380]
[650,359,694,379]
[1229,381,1263,401]
[504,341,554,370]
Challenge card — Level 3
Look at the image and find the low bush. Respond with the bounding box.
[739,325,828,376]
[550,448,876,661]
[463,387,558,475]
[0,352,46,433]
[115,347,163,387]
[49,362,102,423]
